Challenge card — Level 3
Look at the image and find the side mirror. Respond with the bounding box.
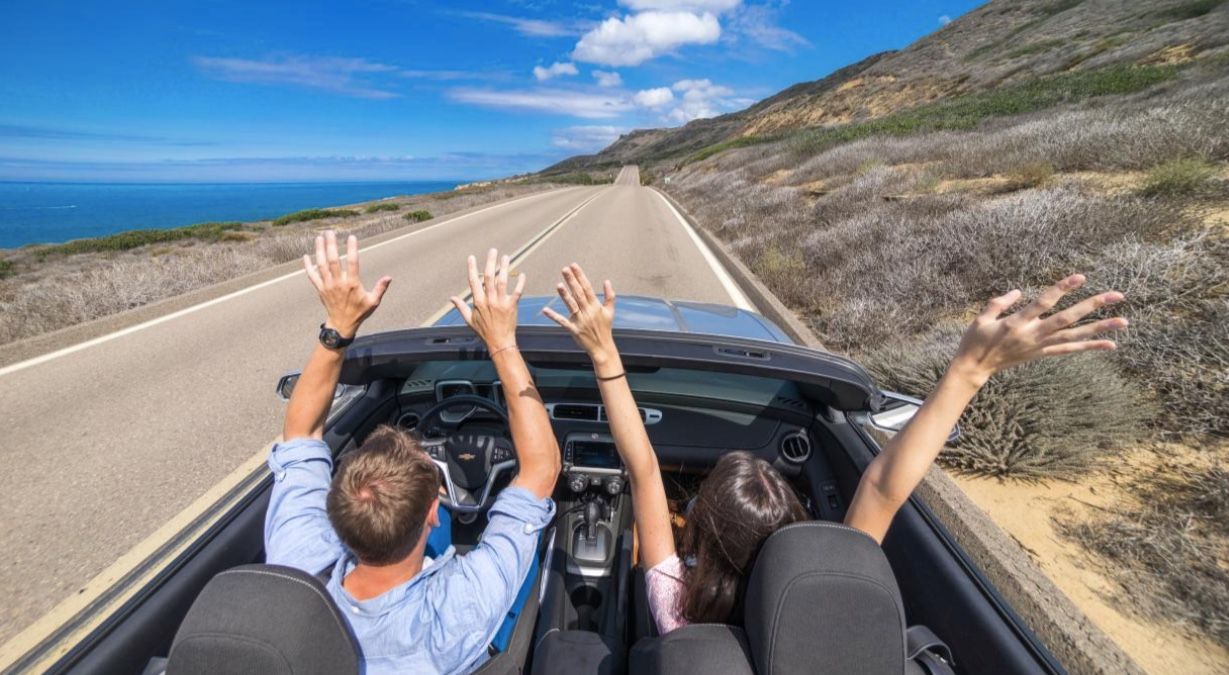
[276,372,300,401]
[275,372,364,404]
[869,391,961,444]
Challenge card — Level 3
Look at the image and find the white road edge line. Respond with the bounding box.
[649,187,754,311]
[0,188,583,379]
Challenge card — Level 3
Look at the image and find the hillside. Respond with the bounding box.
[544,0,1229,173]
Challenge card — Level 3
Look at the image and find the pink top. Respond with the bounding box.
[644,554,689,634]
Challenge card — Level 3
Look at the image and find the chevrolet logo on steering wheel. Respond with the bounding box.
[458,453,477,461]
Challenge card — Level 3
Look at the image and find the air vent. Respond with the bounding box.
[780,432,812,464]
[396,412,421,430]
[552,404,600,421]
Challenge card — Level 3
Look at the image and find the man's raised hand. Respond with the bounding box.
[302,231,392,339]
[950,273,1128,388]
[450,248,526,351]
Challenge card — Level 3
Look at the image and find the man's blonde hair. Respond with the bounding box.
[326,425,440,565]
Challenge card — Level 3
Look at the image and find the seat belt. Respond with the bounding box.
[907,625,956,675]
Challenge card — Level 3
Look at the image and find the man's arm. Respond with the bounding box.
[450,248,561,499]
[846,274,1127,543]
[265,231,391,569]
[283,231,391,441]
[543,264,676,569]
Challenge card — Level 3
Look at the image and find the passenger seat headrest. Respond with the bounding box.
[743,522,907,675]
[167,564,360,675]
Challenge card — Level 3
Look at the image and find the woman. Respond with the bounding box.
[543,263,1127,634]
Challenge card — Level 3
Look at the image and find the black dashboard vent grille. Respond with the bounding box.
[772,395,809,413]
[553,404,600,421]
[780,432,812,463]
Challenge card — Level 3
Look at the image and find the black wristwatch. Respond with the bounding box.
[318,323,355,350]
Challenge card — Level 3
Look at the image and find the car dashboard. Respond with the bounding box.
[390,360,818,475]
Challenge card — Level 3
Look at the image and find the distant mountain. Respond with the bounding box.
[544,0,1229,173]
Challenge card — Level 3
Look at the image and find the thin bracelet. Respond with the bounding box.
[595,371,626,382]
[489,344,518,358]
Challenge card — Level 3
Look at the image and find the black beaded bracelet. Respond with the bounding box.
[595,371,627,382]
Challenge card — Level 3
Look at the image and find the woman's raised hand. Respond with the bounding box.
[542,263,619,367]
[450,248,526,351]
[949,273,1128,388]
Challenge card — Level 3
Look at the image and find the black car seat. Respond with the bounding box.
[630,522,954,675]
[164,564,361,675]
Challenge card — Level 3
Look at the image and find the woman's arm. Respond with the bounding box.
[451,249,561,500]
[846,273,1128,543]
[543,264,677,568]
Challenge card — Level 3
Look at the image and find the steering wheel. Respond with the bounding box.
[416,395,517,513]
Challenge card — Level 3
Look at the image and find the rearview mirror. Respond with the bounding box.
[869,392,961,444]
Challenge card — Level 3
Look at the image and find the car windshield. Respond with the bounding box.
[400,360,804,410]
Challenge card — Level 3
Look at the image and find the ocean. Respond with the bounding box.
[0,180,462,249]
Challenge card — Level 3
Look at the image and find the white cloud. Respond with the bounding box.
[533,61,579,81]
[727,4,810,52]
[938,15,952,25]
[666,78,736,123]
[572,11,721,66]
[193,54,400,99]
[592,70,623,87]
[447,87,634,118]
[634,87,675,108]
[460,11,585,37]
[552,125,627,151]
[618,0,742,11]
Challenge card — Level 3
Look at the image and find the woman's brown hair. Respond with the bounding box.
[677,451,807,624]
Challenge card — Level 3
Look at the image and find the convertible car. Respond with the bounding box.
[26,297,1067,675]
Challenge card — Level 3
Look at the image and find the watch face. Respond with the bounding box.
[320,327,342,348]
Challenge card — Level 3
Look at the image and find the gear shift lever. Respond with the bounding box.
[584,500,601,540]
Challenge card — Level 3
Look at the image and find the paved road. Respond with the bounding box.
[0,165,747,643]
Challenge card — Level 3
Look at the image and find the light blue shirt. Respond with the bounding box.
[264,437,555,675]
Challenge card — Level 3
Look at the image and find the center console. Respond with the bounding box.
[535,433,634,654]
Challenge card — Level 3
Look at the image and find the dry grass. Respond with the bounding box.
[655,66,1229,648]
[863,324,1149,478]
[1055,456,1229,643]
[0,184,551,345]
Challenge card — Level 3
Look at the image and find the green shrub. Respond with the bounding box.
[404,210,433,223]
[687,135,775,165]
[1041,0,1085,16]
[540,172,616,186]
[364,202,401,213]
[860,324,1150,479]
[1055,460,1229,642]
[272,208,360,227]
[0,259,13,279]
[783,65,1179,159]
[35,221,248,258]
[1154,0,1225,20]
[1138,157,1218,197]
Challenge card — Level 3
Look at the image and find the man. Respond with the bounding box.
[263,231,561,674]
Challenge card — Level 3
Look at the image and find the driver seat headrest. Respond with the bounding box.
[743,522,908,675]
[167,564,361,675]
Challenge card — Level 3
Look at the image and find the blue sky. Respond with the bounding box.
[0,0,983,182]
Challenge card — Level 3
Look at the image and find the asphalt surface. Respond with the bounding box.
[0,166,743,643]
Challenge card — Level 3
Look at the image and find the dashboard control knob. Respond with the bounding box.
[568,473,589,494]
[604,476,624,496]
